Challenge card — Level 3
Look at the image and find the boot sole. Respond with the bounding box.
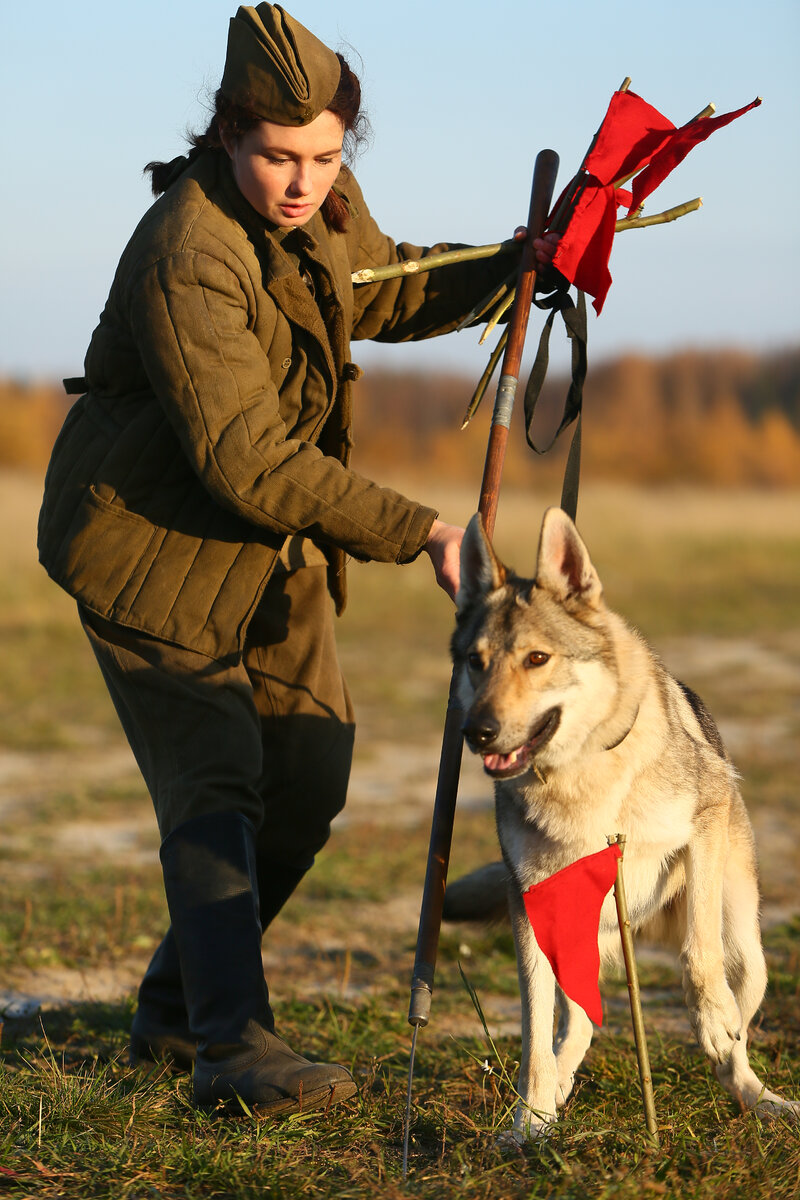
[197,1078,358,1117]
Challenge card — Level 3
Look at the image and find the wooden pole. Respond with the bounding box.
[403,150,559,1181]
[407,149,560,1032]
[608,834,659,1146]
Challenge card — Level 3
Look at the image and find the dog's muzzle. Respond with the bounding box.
[463,706,562,780]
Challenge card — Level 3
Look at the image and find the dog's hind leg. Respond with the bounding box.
[553,988,593,1106]
[715,851,800,1118]
[507,888,560,1141]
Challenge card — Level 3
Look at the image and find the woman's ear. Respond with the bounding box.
[219,124,235,159]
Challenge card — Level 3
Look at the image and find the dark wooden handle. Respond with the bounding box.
[478,148,559,538]
[408,149,560,1027]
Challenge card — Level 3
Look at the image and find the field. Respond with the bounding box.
[1,468,799,1198]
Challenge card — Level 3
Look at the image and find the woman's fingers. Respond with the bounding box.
[423,519,464,602]
[512,227,561,266]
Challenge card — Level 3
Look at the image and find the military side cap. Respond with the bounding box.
[220,4,341,125]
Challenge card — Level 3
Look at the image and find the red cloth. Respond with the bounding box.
[550,182,618,315]
[550,90,760,314]
[584,90,675,184]
[629,97,761,212]
[522,843,622,1026]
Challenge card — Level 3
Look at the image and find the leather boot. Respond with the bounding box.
[129,929,196,1069]
[129,861,308,1069]
[160,811,355,1114]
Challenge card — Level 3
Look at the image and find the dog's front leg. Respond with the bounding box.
[553,989,594,1105]
[681,814,743,1063]
[507,886,559,1142]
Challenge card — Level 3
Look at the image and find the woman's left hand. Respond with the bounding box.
[514,226,560,267]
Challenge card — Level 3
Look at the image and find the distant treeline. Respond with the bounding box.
[351,347,800,488]
[3,346,799,486]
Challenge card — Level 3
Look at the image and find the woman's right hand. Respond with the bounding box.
[423,519,465,602]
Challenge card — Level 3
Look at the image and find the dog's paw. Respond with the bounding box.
[687,986,742,1062]
[495,1129,528,1154]
[500,1106,557,1147]
[497,1123,554,1151]
[753,1095,800,1122]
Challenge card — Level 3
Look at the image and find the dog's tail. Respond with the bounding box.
[442,861,510,923]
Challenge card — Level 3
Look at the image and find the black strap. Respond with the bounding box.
[523,288,587,521]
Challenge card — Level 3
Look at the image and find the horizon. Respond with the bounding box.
[8,339,799,391]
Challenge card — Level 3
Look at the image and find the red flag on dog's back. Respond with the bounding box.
[523,843,623,1026]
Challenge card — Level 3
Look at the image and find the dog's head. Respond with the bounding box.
[452,507,617,780]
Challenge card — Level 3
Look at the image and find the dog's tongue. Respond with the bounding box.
[483,747,525,773]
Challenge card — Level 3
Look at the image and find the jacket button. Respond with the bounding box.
[281,357,292,370]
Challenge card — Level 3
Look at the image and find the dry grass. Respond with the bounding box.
[1,468,799,1197]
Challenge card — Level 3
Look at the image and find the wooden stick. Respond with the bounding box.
[689,102,716,122]
[479,287,516,345]
[351,241,517,285]
[608,834,659,1146]
[475,150,560,538]
[460,328,508,429]
[615,197,702,231]
[456,268,517,334]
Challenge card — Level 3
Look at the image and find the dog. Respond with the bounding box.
[447,506,799,1140]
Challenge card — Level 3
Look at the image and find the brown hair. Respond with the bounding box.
[144,54,368,232]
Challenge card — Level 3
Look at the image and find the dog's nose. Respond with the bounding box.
[463,717,500,750]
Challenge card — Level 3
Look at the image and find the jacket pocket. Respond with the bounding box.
[50,485,160,615]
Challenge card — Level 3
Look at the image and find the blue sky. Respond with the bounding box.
[2,0,797,381]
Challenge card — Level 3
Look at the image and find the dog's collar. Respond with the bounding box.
[603,706,639,752]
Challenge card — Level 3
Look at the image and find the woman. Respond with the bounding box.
[38,3,556,1116]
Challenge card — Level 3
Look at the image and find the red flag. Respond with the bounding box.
[584,89,675,184]
[629,97,762,212]
[522,843,622,1026]
[551,89,676,313]
[549,182,620,314]
[550,89,761,314]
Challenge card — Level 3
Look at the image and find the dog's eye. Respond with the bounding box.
[525,651,550,669]
[467,652,484,671]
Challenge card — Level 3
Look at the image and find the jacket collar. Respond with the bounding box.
[216,156,344,381]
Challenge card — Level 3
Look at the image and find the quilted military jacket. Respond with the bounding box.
[38,150,512,657]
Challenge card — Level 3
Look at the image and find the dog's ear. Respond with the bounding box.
[535,507,603,608]
[456,513,506,613]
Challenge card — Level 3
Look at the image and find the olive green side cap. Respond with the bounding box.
[220,3,341,125]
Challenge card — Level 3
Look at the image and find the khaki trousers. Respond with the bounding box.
[80,566,355,874]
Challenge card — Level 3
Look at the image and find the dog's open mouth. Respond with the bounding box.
[482,707,561,780]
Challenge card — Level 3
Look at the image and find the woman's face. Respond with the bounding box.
[222,110,344,227]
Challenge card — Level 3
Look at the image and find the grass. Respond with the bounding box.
[1,472,799,1197]
[2,960,799,1199]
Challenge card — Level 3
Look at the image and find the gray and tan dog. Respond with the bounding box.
[448,507,798,1140]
